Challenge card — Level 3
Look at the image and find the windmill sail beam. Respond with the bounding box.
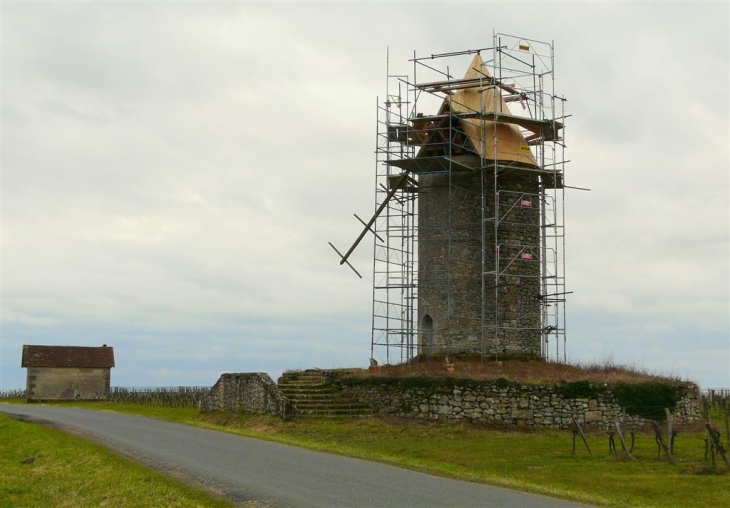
[335,172,410,269]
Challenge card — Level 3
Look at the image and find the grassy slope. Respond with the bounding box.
[355,357,687,385]
[0,411,234,508]
[196,413,728,508]
[28,401,729,508]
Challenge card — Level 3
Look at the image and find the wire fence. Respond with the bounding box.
[0,389,26,400]
[104,386,211,408]
[0,386,211,408]
[702,388,730,407]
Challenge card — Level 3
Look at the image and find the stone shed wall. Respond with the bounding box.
[335,377,701,429]
[200,373,293,420]
[26,367,111,401]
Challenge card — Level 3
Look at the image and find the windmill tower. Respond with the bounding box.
[414,51,549,358]
[334,34,567,364]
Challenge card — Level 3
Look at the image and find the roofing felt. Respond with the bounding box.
[21,345,115,368]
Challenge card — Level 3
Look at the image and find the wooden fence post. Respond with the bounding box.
[571,416,592,455]
[607,431,617,456]
[664,408,674,455]
[722,398,730,448]
[572,430,577,455]
[651,421,676,465]
[614,421,635,461]
[705,423,730,469]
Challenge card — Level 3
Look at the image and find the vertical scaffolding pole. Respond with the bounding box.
[370,34,568,364]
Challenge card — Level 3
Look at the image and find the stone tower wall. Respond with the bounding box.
[417,170,541,357]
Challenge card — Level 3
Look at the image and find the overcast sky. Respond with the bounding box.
[2,2,728,390]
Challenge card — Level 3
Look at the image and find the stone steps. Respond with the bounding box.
[280,370,325,384]
[279,384,334,390]
[278,369,371,418]
[296,408,371,417]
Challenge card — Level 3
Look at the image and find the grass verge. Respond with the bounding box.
[34,401,730,508]
[0,411,234,508]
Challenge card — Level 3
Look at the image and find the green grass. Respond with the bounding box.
[195,415,727,508]
[40,401,730,508]
[0,412,234,508]
[5,401,728,507]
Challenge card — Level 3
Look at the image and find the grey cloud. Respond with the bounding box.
[1,2,727,389]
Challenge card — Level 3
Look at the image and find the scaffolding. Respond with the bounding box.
[370,58,419,364]
[370,33,568,364]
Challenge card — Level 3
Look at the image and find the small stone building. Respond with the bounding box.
[21,344,115,401]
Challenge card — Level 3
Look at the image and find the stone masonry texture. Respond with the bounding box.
[25,367,111,401]
[200,373,293,420]
[418,170,541,357]
[335,377,701,429]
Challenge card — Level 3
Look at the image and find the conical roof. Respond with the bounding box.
[440,53,538,167]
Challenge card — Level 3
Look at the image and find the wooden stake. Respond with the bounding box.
[572,430,577,455]
[607,431,617,456]
[571,416,591,455]
[651,421,676,465]
[664,408,674,455]
[723,399,730,448]
[705,423,730,469]
[614,421,635,461]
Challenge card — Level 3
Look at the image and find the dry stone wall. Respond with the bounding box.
[335,377,701,429]
[200,373,293,420]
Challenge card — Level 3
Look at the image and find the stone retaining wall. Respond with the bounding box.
[335,377,701,429]
[200,373,293,420]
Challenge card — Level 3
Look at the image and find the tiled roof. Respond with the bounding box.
[21,345,115,368]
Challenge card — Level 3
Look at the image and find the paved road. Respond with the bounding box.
[1,405,591,508]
